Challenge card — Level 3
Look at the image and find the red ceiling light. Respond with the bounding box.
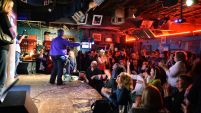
[155,29,201,37]
[155,31,191,37]
[105,38,112,42]
[126,35,136,42]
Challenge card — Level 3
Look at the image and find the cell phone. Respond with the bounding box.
[22,29,26,35]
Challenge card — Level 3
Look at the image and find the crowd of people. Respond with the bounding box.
[73,48,201,113]
[0,1,201,113]
[38,35,201,113]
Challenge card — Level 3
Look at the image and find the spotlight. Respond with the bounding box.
[186,0,193,6]
[174,19,178,23]
[174,18,186,23]
[48,8,52,12]
[186,0,198,6]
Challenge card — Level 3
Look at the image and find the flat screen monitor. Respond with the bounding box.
[81,42,92,49]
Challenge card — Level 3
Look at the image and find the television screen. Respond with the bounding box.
[81,42,92,49]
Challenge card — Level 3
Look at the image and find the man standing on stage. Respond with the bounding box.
[49,29,79,85]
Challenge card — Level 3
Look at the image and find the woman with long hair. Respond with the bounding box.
[129,85,165,113]
[0,0,16,92]
[101,72,131,113]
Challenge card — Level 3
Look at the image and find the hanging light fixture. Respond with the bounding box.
[186,0,198,6]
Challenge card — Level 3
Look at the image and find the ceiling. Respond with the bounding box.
[17,0,201,36]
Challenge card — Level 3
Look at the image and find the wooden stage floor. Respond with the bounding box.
[17,74,102,113]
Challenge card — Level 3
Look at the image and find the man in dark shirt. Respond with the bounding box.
[85,61,102,93]
[49,29,79,85]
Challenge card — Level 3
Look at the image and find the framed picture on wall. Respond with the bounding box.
[72,11,88,25]
[79,14,88,25]
[143,45,152,52]
[161,37,167,44]
[92,33,101,41]
[92,15,103,25]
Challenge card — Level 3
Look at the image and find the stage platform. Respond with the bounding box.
[16,74,102,113]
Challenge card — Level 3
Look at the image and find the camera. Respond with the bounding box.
[22,29,28,38]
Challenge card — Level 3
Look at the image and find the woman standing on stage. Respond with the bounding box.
[0,0,16,92]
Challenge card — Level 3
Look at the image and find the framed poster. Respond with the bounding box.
[92,33,101,41]
[72,11,88,25]
[78,14,88,25]
[161,37,167,44]
[142,45,152,52]
[92,15,103,25]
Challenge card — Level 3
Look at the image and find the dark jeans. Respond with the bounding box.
[0,49,8,88]
[50,55,65,85]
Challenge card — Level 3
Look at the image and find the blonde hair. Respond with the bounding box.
[69,50,75,59]
[118,72,131,90]
[0,0,13,13]
[141,85,163,111]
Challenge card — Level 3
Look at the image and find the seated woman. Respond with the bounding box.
[164,75,192,113]
[65,50,77,75]
[36,49,47,73]
[101,72,131,113]
[129,85,165,113]
[143,65,166,98]
[105,60,126,92]
[127,61,149,102]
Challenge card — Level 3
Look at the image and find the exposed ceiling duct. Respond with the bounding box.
[132,29,156,40]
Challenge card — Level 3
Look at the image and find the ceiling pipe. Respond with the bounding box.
[185,13,201,18]
[174,7,201,16]
[159,4,180,15]
[140,1,163,14]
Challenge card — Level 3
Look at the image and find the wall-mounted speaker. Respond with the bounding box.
[111,7,125,25]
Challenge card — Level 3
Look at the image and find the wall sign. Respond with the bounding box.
[92,15,103,25]
[92,33,101,41]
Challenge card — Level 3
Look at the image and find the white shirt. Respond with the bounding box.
[131,73,145,95]
[15,40,21,53]
[166,61,186,87]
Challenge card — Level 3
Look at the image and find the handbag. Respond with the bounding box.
[91,99,119,113]
[0,26,14,44]
[91,99,115,113]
